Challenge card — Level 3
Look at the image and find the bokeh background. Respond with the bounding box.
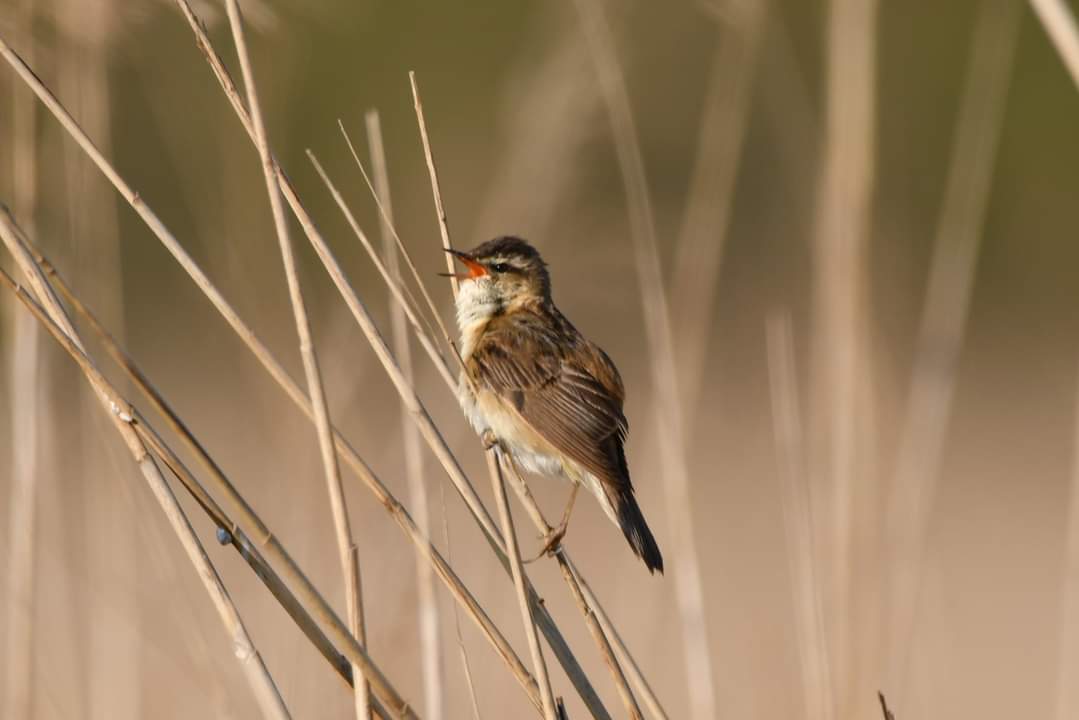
[3,0,1079,718]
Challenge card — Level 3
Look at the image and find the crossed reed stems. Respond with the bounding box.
[0,1,673,717]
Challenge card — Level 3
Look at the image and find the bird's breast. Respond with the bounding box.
[456,380,568,479]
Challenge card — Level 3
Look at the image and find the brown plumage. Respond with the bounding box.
[449,236,663,573]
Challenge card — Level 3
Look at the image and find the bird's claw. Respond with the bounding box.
[525,523,567,563]
[481,429,499,451]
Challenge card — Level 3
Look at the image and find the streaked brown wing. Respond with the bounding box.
[469,310,630,488]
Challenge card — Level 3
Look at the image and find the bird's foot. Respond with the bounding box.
[481,429,499,451]
[525,521,568,563]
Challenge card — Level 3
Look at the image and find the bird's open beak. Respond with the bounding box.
[440,248,488,279]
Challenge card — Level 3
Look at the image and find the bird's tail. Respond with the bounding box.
[605,485,664,574]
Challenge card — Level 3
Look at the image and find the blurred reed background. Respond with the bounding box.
[3,0,1079,718]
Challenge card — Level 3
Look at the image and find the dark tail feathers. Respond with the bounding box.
[608,486,664,574]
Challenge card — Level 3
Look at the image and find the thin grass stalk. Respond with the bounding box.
[499,460,645,720]
[305,149,454,390]
[346,548,371,720]
[1029,0,1079,88]
[24,242,421,720]
[439,480,484,720]
[810,0,879,713]
[133,417,363,691]
[221,2,370,716]
[0,30,552,719]
[557,562,641,720]
[2,2,38,712]
[9,235,353,691]
[0,225,291,720]
[488,451,559,720]
[16,249,366,696]
[884,0,1020,702]
[766,312,835,720]
[365,109,446,720]
[300,147,509,543]
[409,71,459,297]
[567,558,665,720]
[570,1,716,717]
[337,121,461,370]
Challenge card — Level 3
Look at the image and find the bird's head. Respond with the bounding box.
[445,236,551,323]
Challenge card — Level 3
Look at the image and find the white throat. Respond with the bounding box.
[455,278,501,360]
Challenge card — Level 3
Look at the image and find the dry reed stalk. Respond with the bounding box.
[1029,0,1079,88]
[765,312,835,720]
[0,219,291,720]
[570,1,716,716]
[18,243,362,695]
[0,36,443,719]
[221,2,370,716]
[3,3,38,714]
[556,562,642,720]
[567,558,663,719]
[410,72,459,298]
[305,149,454,389]
[499,461,645,720]
[487,451,559,720]
[365,108,446,720]
[5,228,402,720]
[884,0,1019,703]
[336,121,461,371]
[69,329,414,715]
[1056,369,1079,720]
[134,420,359,687]
[672,0,765,415]
[810,0,879,714]
[439,480,484,720]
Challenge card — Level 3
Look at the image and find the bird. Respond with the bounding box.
[445,236,663,574]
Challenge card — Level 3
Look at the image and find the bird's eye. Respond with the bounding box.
[490,262,512,273]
